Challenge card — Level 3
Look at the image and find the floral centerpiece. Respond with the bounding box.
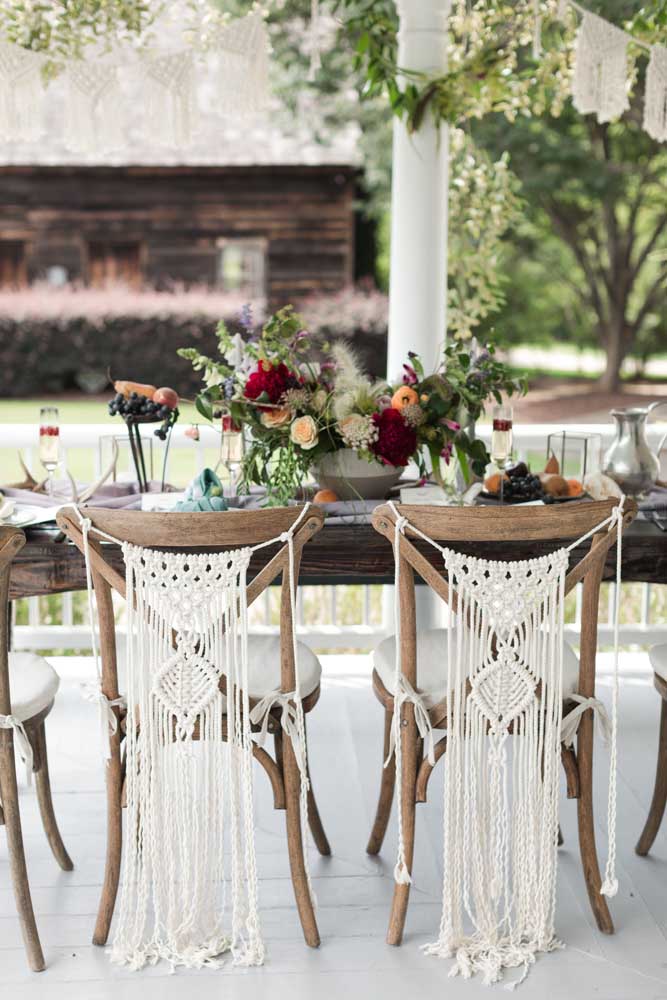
[178,306,523,505]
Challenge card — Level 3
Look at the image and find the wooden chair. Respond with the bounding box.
[56,505,331,950]
[0,526,73,972]
[366,499,635,945]
[635,644,667,856]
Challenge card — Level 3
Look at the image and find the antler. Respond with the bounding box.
[78,438,119,504]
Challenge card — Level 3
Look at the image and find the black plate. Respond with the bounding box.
[478,491,588,505]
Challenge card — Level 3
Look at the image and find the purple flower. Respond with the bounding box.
[238,303,254,334]
[440,418,461,432]
[402,364,418,385]
[440,442,453,464]
[223,376,235,399]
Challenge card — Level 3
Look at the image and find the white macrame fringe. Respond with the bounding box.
[572,11,630,124]
[63,59,124,154]
[111,543,264,971]
[213,11,270,115]
[385,498,625,987]
[644,45,667,142]
[68,502,314,971]
[141,50,196,149]
[0,41,45,142]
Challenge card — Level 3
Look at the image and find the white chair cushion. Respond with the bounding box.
[649,644,667,682]
[7,652,60,723]
[237,635,321,700]
[373,628,580,710]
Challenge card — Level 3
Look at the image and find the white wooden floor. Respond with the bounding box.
[2,653,667,999]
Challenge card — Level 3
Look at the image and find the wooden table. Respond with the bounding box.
[9,519,667,599]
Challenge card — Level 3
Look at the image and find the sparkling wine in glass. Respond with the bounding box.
[491,405,513,504]
[39,406,60,496]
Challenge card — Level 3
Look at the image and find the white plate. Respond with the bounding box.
[2,505,63,528]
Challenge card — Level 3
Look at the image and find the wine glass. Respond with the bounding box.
[491,404,513,504]
[39,406,60,496]
[218,412,244,497]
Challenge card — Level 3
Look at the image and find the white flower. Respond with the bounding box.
[205,367,224,388]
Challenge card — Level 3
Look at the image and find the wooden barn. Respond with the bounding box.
[0,161,358,308]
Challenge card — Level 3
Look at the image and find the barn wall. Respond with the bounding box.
[0,165,356,307]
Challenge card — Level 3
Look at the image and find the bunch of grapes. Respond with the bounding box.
[108,392,172,421]
[107,392,178,441]
[500,463,557,503]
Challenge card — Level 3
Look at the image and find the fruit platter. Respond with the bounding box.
[107,380,180,491]
[481,454,585,504]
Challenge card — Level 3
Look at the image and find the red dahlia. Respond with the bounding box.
[244,361,292,405]
[371,407,416,467]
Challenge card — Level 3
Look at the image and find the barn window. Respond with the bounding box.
[217,238,266,298]
[0,240,27,287]
[87,240,143,289]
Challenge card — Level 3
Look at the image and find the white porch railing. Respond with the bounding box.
[5,421,667,653]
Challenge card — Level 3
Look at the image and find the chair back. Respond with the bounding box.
[56,506,324,707]
[0,527,25,718]
[372,499,637,703]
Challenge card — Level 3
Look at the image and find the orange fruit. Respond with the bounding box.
[566,478,584,497]
[391,386,419,410]
[314,489,339,503]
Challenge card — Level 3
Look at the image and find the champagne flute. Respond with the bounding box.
[39,406,60,497]
[491,404,513,504]
[219,412,244,497]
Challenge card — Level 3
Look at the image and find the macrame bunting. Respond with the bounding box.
[69,503,314,972]
[63,60,124,155]
[385,499,624,989]
[572,11,630,124]
[212,11,270,115]
[0,40,45,142]
[644,45,667,142]
[141,50,197,149]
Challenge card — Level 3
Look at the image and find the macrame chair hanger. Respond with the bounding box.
[372,497,633,988]
[56,503,323,970]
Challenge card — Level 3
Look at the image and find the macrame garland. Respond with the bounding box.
[385,500,625,988]
[213,11,270,115]
[141,51,196,149]
[572,11,630,124]
[557,0,570,22]
[64,60,124,154]
[111,542,263,971]
[644,45,667,142]
[0,41,45,142]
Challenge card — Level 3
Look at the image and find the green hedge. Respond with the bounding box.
[0,314,222,398]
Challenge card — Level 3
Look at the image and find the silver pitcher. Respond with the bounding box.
[602,402,667,496]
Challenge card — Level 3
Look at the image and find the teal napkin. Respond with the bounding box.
[174,469,229,512]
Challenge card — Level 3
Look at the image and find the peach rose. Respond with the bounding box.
[261,407,293,429]
[290,415,319,450]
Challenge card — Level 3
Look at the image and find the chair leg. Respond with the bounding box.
[33,722,73,872]
[636,698,667,857]
[387,704,418,946]
[93,739,123,947]
[283,731,320,947]
[367,706,395,855]
[576,710,614,934]
[0,733,45,972]
[304,719,331,856]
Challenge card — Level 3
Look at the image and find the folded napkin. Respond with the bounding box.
[174,469,229,512]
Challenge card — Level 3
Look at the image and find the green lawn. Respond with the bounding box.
[0,396,209,488]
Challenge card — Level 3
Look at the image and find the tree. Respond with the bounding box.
[475,12,667,389]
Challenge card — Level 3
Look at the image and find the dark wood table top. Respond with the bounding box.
[9,518,667,600]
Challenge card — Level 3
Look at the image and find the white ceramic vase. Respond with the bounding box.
[315,449,402,500]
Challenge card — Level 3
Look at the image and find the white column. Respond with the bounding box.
[386,0,451,382]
